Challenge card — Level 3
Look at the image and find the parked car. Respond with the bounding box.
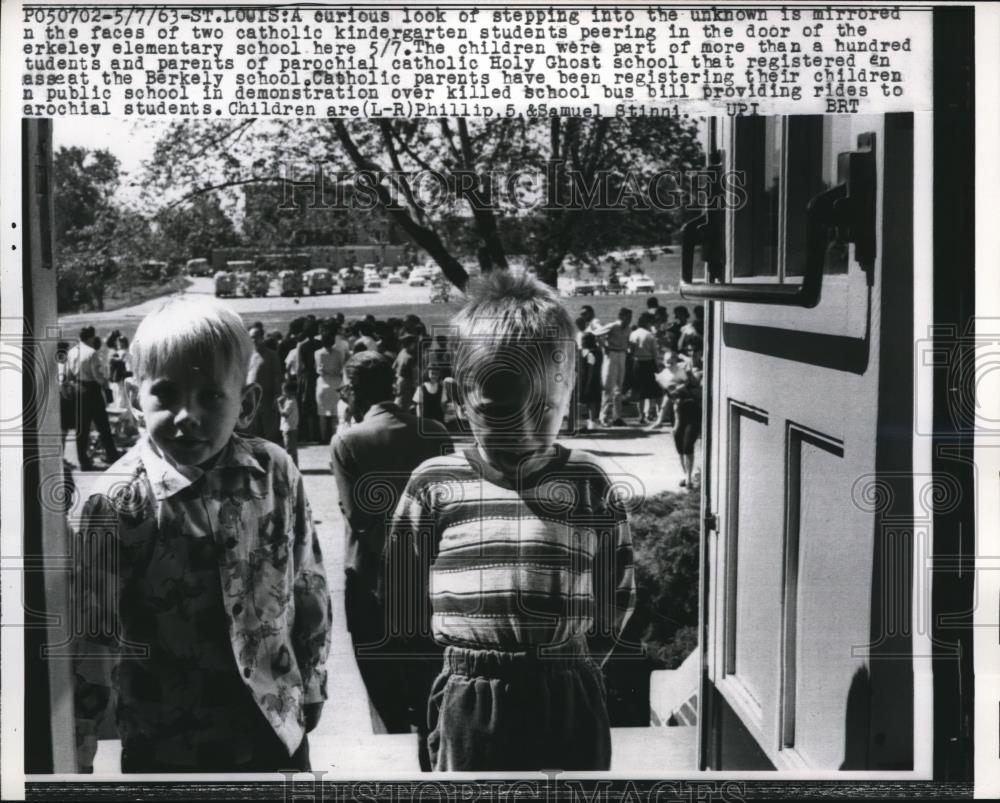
[430,280,451,304]
[243,271,271,297]
[140,260,169,281]
[387,272,404,284]
[626,274,656,294]
[365,275,384,289]
[279,269,303,297]
[214,271,237,298]
[185,258,212,277]
[339,268,365,293]
[304,268,334,295]
[407,273,428,287]
[571,277,601,296]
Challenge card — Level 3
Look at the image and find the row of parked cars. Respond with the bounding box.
[568,273,657,296]
[213,266,368,298]
[187,255,452,300]
[204,258,439,299]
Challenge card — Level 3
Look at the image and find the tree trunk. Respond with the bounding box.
[332,121,470,291]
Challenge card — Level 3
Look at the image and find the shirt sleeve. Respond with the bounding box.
[329,435,369,564]
[71,493,120,773]
[382,475,437,650]
[290,465,332,705]
[94,353,104,383]
[589,497,636,667]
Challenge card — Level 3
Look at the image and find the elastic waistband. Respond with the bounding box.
[443,637,591,678]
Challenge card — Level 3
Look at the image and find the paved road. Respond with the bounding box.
[58,277,456,327]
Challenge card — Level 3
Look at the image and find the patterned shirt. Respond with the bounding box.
[385,445,635,657]
[71,434,331,770]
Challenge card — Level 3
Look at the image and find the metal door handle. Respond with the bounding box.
[680,132,877,307]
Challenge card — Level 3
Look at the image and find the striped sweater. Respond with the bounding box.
[384,445,635,657]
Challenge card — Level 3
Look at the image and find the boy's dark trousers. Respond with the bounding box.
[426,638,612,771]
[346,570,438,771]
[75,381,120,468]
[345,570,418,734]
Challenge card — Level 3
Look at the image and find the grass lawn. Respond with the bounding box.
[63,276,193,316]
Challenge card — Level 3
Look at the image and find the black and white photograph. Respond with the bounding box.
[2,2,995,800]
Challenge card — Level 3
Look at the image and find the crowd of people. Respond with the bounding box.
[61,296,704,489]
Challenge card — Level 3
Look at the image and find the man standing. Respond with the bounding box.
[392,334,419,413]
[330,352,452,749]
[580,304,602,332]
[594,307,633,427]
[66,326,121,470]
[245,324,283,445]
[295,318,322,443]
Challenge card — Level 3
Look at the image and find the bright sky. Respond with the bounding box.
[51,118,165,204]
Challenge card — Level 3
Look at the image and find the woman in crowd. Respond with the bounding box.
[315,324,346,445]
[629,311,662,425]
[673,334,704,489]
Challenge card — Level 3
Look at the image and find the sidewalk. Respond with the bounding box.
[78,424,698,774]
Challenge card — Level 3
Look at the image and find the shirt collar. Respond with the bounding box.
[363,401,402,422]
[140,434,266,501]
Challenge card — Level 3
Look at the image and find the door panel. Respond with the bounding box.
[703,113,896,770]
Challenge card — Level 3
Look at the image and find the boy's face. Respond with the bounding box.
[462,346,574,459]
[136,360,259,468]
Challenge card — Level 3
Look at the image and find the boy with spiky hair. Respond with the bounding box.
[386,271,635,771]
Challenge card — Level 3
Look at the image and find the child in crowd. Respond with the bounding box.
[648,331,682,430]
[278,378,301,466]
[413,365,447,425]
[579,331,603,430]
[72,296,331,774]
[385,271,636,771]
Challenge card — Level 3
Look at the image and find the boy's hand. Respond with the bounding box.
[303,702,324,732]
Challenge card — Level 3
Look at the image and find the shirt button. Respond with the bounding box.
[233,603,243,616]
[243,667,252,678]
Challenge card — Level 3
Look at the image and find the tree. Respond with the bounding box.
[155,194,239,259]
[53,146,182,311]
[53,146,120,242]
[140,117,702,291]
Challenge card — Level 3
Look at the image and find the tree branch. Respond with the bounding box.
[378,119,427,226]
[332,120,469,290]
[389,125,438,173]
[457,119,509,274]
[162,176,281,210]
[439,118,464,163]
